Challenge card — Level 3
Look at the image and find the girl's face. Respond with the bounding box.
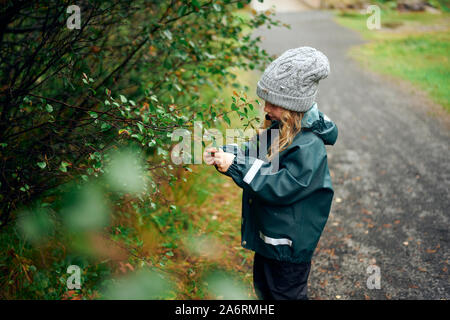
[264,101,284,121]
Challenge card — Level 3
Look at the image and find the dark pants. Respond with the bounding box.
[253,252,311,300]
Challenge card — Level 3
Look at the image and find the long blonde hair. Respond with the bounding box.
[263,109,304,160]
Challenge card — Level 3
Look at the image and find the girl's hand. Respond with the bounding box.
[214,149,235,173]
[203,147,217,165]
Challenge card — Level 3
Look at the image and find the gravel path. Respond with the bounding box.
[252,9,450,300]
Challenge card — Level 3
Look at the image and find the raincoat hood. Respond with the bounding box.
[301,103,338,146]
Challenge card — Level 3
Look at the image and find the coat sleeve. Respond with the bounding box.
[224,137,328,205]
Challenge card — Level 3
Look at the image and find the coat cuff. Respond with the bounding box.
[225,162,242,180]
[225,157,265,186]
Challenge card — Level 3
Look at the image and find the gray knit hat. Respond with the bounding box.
[256,46,330,112]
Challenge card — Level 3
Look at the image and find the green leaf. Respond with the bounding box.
[37,162,46,169]
[88,111,98,119]
[137,122,145,133]
[223,113,231,125]
[178,5,187,16]
[162,30,173,41]
[45,104,53,113]
[196,112,204,121]
[59,161,70,173]
[166,251,174,257]
[101,122,111,132]
[120,95,127,103]
[131,134,143,142]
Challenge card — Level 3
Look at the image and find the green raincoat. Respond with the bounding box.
[221,103,338,263]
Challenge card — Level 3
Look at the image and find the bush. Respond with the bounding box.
[0,0,283,299]
[0,0,278,226]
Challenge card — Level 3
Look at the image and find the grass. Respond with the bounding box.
[334,9,450,112]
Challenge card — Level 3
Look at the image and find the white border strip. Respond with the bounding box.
[243,159,264,184]
[259,231,292,247]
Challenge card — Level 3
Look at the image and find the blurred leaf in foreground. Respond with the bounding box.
[182,234,223,261]
[204,270,252,300]
[16,208,54,244]
[105,148,147,196]
[61,184,110,231]
[102,269,173,300]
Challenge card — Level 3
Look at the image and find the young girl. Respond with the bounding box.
[204,47,338,300]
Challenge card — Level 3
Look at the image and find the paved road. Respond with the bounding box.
[253,10,449,299]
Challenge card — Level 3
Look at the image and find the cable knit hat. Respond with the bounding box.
[256,46,330,112]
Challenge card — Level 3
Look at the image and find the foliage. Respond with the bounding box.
[0,0,284,299]
[0,0,279,227]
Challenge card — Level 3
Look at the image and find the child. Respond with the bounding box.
[204,47,338,300]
